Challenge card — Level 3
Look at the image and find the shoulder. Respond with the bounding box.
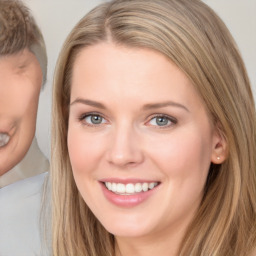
[0,172,48,255]
[0,172,47,203]
[0,172,48,221]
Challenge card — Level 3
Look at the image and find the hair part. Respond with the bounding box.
[51,0,256,255]
[0,0,47,85]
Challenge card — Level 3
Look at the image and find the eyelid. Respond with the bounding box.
[76,112,177,128]
[146,114,177,128]
[78,112,108,126]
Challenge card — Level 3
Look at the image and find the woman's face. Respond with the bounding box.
[68,43,222,240]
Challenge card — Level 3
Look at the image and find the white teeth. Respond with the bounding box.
[142,183,149,192]
[126,184,135,193]
[116,183,126,193]
[149,182,155,189]
[104,181,158,194]
[106,182,111,190]
[112,183,117,192]
[135,183,143,193]
[0,133,10,147]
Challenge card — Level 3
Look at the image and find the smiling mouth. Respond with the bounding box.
[104,181,160,195]
[0,133,10,147]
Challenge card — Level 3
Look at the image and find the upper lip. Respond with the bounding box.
[100,178,160,184]
[0,129,9,133]
[0,123,16,137]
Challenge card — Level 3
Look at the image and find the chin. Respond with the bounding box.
[99,215,154,238]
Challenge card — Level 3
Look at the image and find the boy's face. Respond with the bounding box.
[0,48,42,175]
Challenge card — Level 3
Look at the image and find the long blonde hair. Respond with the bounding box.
[51,0,256,255]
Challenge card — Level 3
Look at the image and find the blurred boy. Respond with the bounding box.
[0,0,49,255]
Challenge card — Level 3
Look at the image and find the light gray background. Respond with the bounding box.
[23,0,256,160]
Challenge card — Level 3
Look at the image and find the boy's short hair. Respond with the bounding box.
[0,0,47,85]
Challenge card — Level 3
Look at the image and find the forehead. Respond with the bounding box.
[70,43,205,111]
[0,48,38,74]
[72,43,189,87]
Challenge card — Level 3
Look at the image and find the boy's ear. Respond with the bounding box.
[211,124,228,164]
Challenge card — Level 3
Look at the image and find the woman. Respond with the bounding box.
[51,0,256,255]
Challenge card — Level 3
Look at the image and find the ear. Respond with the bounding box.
[211,124,228,164]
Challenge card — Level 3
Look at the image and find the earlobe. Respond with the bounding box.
[211,127,228,164]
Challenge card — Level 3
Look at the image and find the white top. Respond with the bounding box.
[0,137,49,188]
[0,138,49,256]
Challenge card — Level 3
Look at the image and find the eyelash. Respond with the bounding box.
[77,113,177,128]
[146,114,177,128]
[78,112,107,127]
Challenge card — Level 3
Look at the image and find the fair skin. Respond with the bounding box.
[0,48,42,175]
[68,43,226,256]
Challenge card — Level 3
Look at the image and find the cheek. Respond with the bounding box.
[147,127,213,180]
[145,128,213,220]
[20,93,40,122]
[67,130,84,173]
[67,128,106,206]
[2,80,40,120]
[67,127,105,177]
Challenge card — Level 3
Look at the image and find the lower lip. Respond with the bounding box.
[100,182,159,208]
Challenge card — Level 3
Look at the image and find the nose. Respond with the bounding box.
[106,124,144,168]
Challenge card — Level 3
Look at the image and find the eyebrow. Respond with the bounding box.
[142,101,189,112]
[14,58,31,74]
[70,98,189,112]
[70,98,106,109]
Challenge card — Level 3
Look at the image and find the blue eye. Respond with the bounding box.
[149,115,176,127]
[81,114,107,126]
